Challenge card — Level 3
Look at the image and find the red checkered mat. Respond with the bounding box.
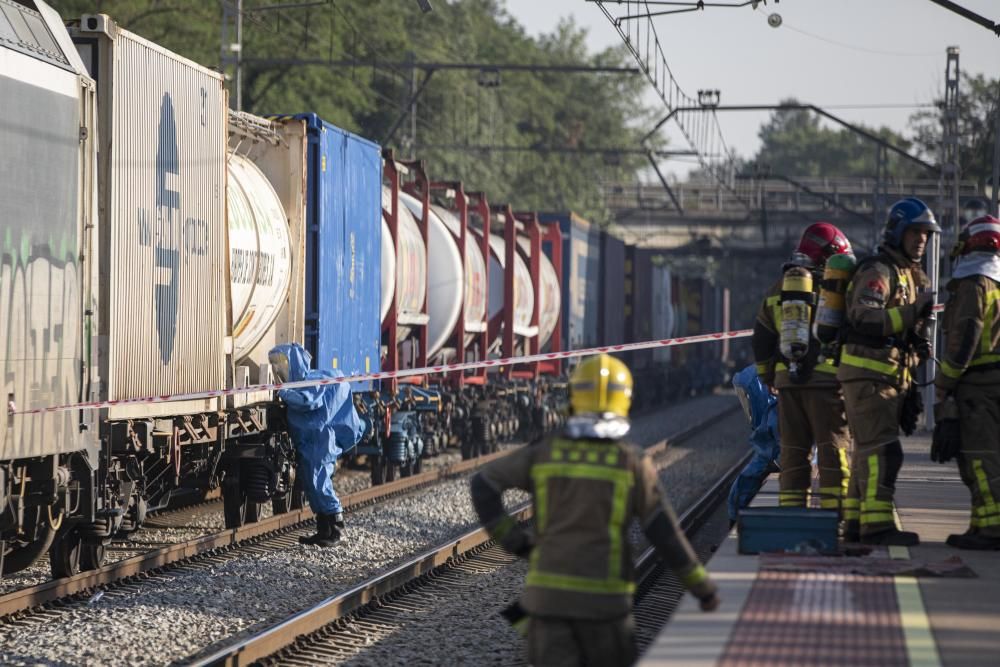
[718,572,906,666]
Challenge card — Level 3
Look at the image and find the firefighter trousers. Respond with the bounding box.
[777,387,851,512]
[842,380,903,537]
[526,614,636,667]
[956,382,1000,538]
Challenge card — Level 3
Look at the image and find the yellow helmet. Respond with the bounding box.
[569,354,633,418]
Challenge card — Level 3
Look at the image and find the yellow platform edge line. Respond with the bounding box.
[894,576,942,667]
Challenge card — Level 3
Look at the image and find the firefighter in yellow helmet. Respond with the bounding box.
[470,354,719,667]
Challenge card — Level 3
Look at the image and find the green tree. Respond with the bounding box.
[51,0,655,225]
[750,99,921,180]
[910,72,1000,193]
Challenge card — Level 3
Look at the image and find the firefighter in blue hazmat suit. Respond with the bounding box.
[728,365,780,524]
[269,343,365,547]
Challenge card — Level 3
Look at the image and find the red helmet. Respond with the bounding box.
[953,215,1000,257]
[790,222,852,268]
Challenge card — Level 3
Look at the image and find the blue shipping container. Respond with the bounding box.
[297,113,382,391]
[539,212,599,352]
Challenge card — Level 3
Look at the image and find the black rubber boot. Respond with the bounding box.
[841,521,860,543]
[299,514,341,547]
[948,532,1000,551]
[946,528,977,547]
[861,528,919,547]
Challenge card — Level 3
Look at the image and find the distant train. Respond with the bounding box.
[0,2,729,580]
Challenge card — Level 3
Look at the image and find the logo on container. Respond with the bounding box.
[137,93,210,365]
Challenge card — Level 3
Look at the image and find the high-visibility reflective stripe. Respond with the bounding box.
[969,353,1000,367]
[529,447,635,596]
[888,307,904,333]
[981,291,1000,357]
[972,460,1000,523]
[820,498,842,509]
[940,360,965,378]
[838,449,851,499]
[775,361,836,373]
[526,571,635,595]
[843,496,860,520]
[840,351,899,377]
[779,490,807,506]
[861,454,894,525]
[755,362,771,376]
[681,564,709,588]
[819,486,843,509]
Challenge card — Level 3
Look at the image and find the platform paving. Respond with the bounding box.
[641,433,1000,667]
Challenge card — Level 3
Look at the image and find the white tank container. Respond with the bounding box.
[227,153,292,361]
[487,235,534,340]
[515,236,562,348]
[399,192,461,358]
[380,187,427,342]
[432,205,488,349]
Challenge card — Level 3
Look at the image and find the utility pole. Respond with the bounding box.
[220,0,244,110]
[941,46,962,243]
[993,81,1000,216]
[926,46,961,430]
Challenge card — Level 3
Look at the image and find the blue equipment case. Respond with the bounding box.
[737,507,839,554]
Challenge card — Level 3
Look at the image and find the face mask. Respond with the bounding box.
[269,352,291,383]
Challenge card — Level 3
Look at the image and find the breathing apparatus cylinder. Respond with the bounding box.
[779,266,813,382]
[813,253,856,345]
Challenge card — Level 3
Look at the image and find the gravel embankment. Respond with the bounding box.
[0,393,741,666]
[321,406,748,666]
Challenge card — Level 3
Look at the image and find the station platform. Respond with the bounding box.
[642,433,1000,667]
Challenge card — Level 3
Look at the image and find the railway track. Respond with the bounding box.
[0,448,516,619]
[0,395,741,666]
[187,406,745,666]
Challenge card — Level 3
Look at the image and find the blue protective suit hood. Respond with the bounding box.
[732,364,776,432]
[269,343,364,465]
[727,365,781,521]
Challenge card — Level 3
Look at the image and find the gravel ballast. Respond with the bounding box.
[0,393,740,666]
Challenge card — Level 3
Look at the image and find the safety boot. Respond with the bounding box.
[299,513,341,547]
[861,528,919,547]
[946,528,977,547]
[841,521,860,543]
[948,531,1000,551]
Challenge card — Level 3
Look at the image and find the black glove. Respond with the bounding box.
[931,419,961,463]
[914,291,936,319]
[899,386,924,436]
[911,335,932,362]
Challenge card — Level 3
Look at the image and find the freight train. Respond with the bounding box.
[0,1,728,580]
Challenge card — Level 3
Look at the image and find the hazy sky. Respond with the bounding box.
[502,0,1000,179]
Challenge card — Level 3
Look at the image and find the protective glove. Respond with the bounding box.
[931,398,961,463]
[913,291,936,319]
[931,420,961,463]
[910,334,932,362]
[690,578,720,612]
[499,527,534,559]
[899,386,924,436]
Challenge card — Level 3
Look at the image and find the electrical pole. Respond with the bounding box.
[220,0,244,110]
[993,81,1000,216]
[926,46,961,430]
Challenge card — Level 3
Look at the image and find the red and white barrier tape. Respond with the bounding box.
[12,329,753,416]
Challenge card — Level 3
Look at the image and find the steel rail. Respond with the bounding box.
[190,403,742,666]
[0,448,512,618]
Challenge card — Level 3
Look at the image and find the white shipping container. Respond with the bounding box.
[72,16,227,418]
